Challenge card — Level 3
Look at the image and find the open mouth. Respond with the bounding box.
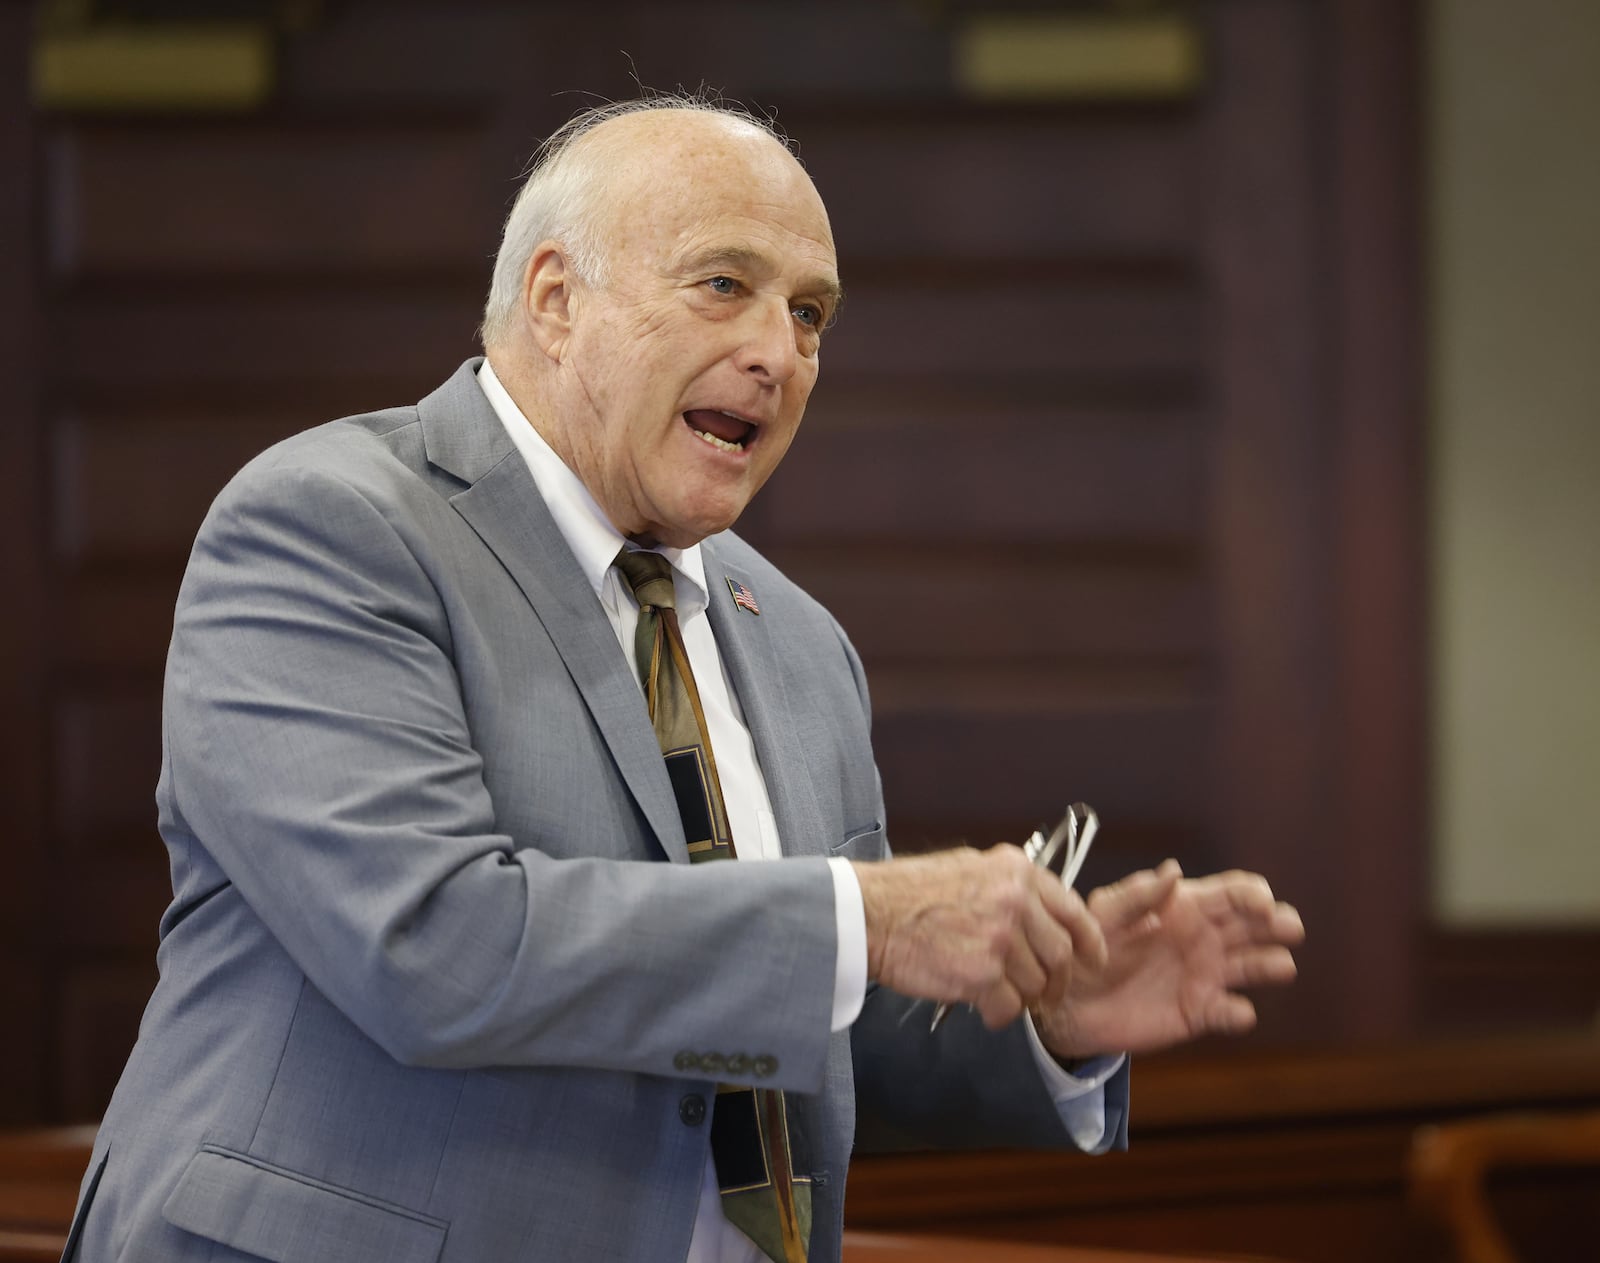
[683,408,756,454]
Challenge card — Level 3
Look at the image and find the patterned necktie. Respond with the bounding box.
[613,548,809,1263]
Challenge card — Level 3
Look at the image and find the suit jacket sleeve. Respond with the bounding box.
[159,449,839,1092]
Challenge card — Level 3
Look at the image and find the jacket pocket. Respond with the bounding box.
[162,1145,448,1263]
[829,821,886,862]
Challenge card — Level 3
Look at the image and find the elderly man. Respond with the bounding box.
[64,97,1303,1263]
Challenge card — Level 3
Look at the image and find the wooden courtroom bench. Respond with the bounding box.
[844,1031,1600,1263]
[0,1125,96,1263]
[5,1033,1600,1262]
[0,1126,1259,1263]
[1410,1109,1600,1263]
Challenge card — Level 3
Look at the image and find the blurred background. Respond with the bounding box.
[0,1,1596,1259]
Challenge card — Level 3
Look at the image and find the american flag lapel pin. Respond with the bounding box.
[725,576,761,616]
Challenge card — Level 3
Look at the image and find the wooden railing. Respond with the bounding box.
[845,1032,1600,1263]
[6,1033,1600,1263]
[0,1125,96,1263]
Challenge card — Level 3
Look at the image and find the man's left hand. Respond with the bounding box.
[1032,861,1306,1060]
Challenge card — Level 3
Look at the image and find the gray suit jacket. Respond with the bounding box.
[67,360,1128,1263]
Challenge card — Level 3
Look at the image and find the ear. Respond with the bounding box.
[521,240,575,361]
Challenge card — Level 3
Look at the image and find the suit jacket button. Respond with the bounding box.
[679,1094,707,1127]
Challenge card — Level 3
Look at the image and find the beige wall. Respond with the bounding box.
[1430,0,1600,924]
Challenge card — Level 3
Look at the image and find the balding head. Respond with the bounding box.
[481,97,820,348]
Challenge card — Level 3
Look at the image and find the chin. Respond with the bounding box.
[657,509,744,548]
[653,488,755,547]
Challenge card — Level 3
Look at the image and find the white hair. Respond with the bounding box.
[479,92,791,347]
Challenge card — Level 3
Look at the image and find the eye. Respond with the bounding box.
[792,303,822,328]
[707,276,738,295]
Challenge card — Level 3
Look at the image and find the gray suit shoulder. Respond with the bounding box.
[200,402,454,538]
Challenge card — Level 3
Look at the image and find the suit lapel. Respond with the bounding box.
[703,546,830,860]
[417,361,687,863]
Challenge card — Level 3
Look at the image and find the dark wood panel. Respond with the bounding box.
[279,4,536,108]
[0,0,48,1127]
[1200,0,1340,1040]
[803,118,1197,261]
[280,1,953,110]
[47,121,496,277]
[549,2,954,105]
[801,383,1201,435]
[53,285,481,391]
[1421,929,1600,1033]
[0,965,45,1129]
[862,664,1209,721]
[763,412,1205,546]
[1324,0,1428,1039]
[57,961,159,1122]
[50,863,171,956]
[884,814,1211,880]
[51,688,163,856]
[774,549,1208,663]
[846,1033,1600,1263]
[54,412,308,564]
[820,279,1203,381]
[873,705,1210,830]
[59,573,182,671]
[0,1125,99,1235]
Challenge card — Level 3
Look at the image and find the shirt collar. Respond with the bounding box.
[475,358,709,612]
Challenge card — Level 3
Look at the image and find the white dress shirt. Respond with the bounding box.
[476,360,1121,1262]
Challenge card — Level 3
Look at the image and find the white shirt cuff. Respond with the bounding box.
[1023,1013,1126,1153]
[826,857,868,1032]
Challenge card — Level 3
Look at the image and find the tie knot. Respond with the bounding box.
[614,548,677,611]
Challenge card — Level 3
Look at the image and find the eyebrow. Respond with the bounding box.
[681,245,845,313]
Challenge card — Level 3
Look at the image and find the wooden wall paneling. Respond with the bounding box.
[800,116,1198,261]
[47,120,493,279]
[0,1123,99,1247]
[0,0,50,1126]
[51,689,163,862]
[46,681,168,1117]
[53,409,315,564]
[537,1,954,107]
[54,282,482,396]
[760,403,1206,545]
[845,1033,1600,1263]
[1325,0,1427,1037]
[1201,0,1341,1039]
[1421,928,1600,1032]
[771,548,1207,664]
[817,277,1202,382]
[871,703,1213,871]
[58,573,178,673]
[55,961,159,1125]
[277,3,531,108]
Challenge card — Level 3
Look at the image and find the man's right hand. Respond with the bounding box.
[852,846,1108,1030]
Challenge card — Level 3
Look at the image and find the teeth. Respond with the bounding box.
[691,427,742,453]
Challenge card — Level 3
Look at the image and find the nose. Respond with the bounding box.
[733,295,798,385]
